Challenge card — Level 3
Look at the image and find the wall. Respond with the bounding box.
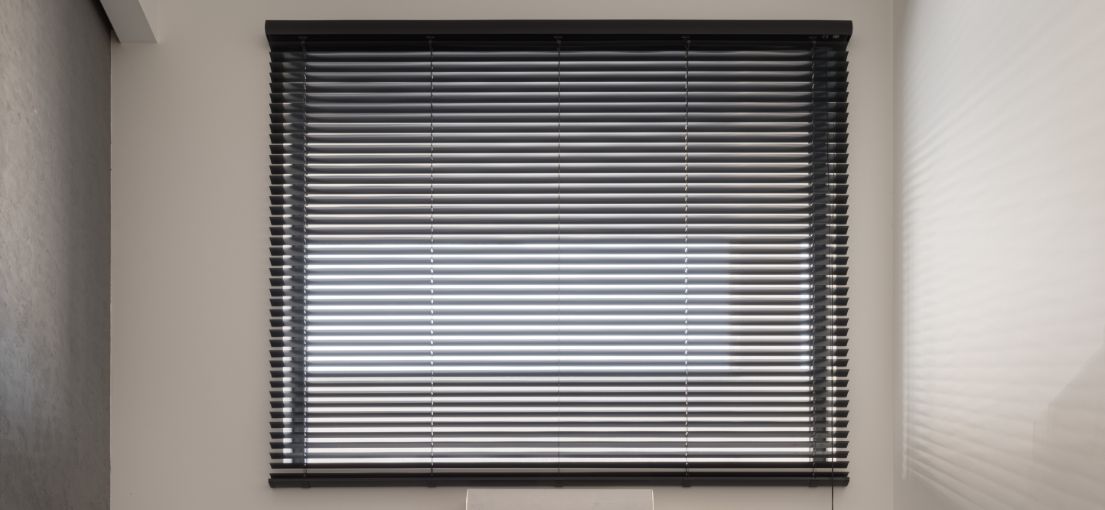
[110,1,894,509]
[896,1,1105,509]
[0,0,112,508]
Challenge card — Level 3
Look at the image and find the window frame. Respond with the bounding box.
[268,20,852,488]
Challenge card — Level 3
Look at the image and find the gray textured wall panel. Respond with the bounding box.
[0,0,111,509]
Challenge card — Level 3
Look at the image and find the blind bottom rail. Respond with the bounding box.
[269,473,850,488]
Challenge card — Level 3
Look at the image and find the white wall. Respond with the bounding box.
[111,1,895,509]
[895,1,1105,509]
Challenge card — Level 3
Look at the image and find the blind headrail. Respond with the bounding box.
[265,20,853,40]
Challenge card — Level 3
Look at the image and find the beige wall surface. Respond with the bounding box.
[896,1,1105,509]
[111,1,895,509]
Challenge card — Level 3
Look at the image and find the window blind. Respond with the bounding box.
[268,20,851,488]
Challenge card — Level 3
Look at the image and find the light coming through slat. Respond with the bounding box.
[268,24,851,487]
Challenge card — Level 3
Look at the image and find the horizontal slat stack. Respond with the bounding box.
[269,28,850,487]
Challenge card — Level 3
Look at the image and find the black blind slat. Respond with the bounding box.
[268,22,850,488]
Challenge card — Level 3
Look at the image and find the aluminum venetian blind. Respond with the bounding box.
[268,20,851,487]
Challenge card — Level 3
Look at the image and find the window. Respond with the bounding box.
[269,20,851,487]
